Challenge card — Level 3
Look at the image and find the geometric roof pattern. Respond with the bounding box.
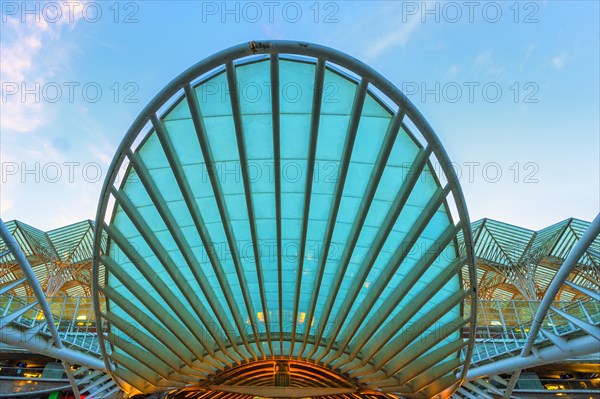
[0,219,104,297]
[91,41,477,398]
[461,218,600,301]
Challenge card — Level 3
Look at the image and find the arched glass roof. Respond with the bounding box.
[92,41,477,399]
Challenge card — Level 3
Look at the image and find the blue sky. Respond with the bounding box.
[1,1,598,230]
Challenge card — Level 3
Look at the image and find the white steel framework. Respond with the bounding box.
[91,41,478,398]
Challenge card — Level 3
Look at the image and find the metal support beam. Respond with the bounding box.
[0,324,105,370]
[521,213,600,355]
[467,332,600,380]
[184,81,263,359]
[564,280,600,302]
[501,213,600,397]
[0,219,83,398]
[288,58,325,355]
[89,40,477,397]
[208,385,357,397]
[226,59,274,356]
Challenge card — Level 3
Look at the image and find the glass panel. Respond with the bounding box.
[103,54,467,386]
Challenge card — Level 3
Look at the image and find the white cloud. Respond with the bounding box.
[475,50,492,65]
[259,23,284,40]
[447,65,459,76]
[1,4,89,223]
[0,3,87,133]
[366,12,422,59]
[552,54,567,69]
[473,50,505,75]
[525,45,536,61]
[89,143,116,166]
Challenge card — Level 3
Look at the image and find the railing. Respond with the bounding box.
[3,296,598,362]
[3,294,599,389]
[0,295,106,355]
[0,365,116,398]
[463,299,600,364]
[536,378,600,391]
[0,366,68,381]
[0,379,72,396]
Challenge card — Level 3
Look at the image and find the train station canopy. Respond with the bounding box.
[92,41,477,398]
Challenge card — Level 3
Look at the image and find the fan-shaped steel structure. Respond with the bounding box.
[91,41,478,398]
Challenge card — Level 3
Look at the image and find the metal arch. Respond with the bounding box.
[91,40,478,396]
[0,219,82,398]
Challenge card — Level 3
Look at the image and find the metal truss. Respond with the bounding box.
[0,219,118,399]
[462,217,599,301]
[453,213,600,399]
[0,219,105,297]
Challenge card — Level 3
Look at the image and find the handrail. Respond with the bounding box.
[463,299,599,363]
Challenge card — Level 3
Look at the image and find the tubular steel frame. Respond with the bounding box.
[0,219,82,398]
[500,213,600,398]
[458,214,600,399]
[91,40,478,397]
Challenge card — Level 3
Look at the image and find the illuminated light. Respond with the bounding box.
[76,315,87,320]
[298,312,306,324]
[257,312,264,323]
[491,320,502,326]
[364,281,370,289]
